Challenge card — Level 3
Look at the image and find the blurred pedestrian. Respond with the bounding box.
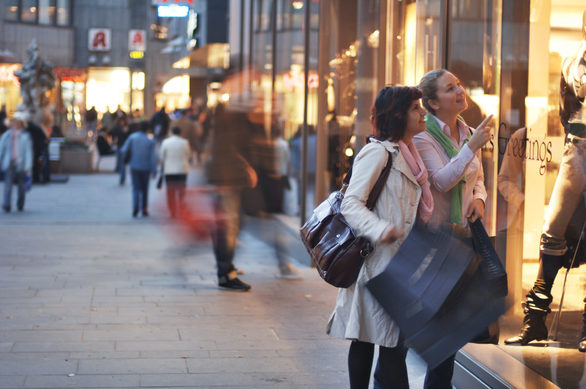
[171,108,200,163]
[411,69,492,388]
[85,106,98,141]
[96,129,115,156]
[327,86,431,388]
[40,113,53,183]
[151,107,170,145]
[25,120,46,183]
[246,122,301,279]
[110,117,130,185]
[159,126,191,217]
[206,103,255,291]
[101,107,114,132]
[0,112,33,212]
[0,106,7,135]
[122,122,157,217]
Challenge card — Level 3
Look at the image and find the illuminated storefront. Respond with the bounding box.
[85,67,145,116]
[154,74,191,112]
[0,63,22,115]
[314,0,585,387]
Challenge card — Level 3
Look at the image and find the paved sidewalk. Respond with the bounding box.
[0,170,427,388]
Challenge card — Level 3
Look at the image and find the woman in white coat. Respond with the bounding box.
[327,86,434,388]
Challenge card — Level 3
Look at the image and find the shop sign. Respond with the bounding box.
[151,0,193,5]
[53,67,86,82]
[129,51,145,59]
[88,28,111,51]
[0,64,20,84]
[129,30,146,52]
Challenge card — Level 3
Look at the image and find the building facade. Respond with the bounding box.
[230,0,585,387]
[0,0,197,130]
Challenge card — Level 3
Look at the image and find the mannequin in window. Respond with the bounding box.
[505,10,586,352]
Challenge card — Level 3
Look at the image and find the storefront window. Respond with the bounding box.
[86,68,131,115]
[493,1,584,387]
[5,0,19,21]
[319,0,359,193]
[56,0,69,26]
[290,0,304,29]
[38,0,56,25]
[21,0,38,22]
[255,0,271,31]
[0,64,22,116]
[448,0,502,236]
[156,75,190,112]
[5,0,68,25]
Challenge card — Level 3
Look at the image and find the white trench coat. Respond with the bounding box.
[326,139,422,348]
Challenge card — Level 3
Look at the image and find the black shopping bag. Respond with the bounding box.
[366,223,506,368]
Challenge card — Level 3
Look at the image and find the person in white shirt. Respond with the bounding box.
[0,112,33,212]
[413,69,492,388]
[159,126,192,217]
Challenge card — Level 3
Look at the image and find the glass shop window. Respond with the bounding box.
[21,0,38,23]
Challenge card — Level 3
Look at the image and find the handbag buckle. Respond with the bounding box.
[360,242,373,258]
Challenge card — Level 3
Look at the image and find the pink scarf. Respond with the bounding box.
[398,140,434,224]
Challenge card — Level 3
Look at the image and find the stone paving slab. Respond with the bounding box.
[0,173,427,388]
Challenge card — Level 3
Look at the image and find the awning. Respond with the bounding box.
[172,43,230,70]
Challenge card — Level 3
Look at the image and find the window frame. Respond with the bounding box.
[4,0,71,27]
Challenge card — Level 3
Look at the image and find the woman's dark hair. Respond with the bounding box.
[418,69,447,115]
[172,126,181,135]
[371,86,422,141]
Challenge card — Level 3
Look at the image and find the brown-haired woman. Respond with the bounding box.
[327,85,433,388]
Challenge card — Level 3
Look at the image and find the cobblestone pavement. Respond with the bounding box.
[0,168,427,388]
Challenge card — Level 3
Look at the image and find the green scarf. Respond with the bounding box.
[424,114,470,224]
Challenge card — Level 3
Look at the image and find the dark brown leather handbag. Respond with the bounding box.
[299,150,392,287]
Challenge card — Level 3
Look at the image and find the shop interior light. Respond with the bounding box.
[292,0,304,10]
[344,147,354,157]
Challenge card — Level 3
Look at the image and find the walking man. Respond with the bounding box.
[122,122,157,217]
[0,112,33,212]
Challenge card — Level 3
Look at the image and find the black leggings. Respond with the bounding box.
[348,340,408,389]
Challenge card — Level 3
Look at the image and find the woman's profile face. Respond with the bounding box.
[430,72,468,116]
[404,99,427,139]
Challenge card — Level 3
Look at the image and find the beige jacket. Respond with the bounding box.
[159,135,191,174]
[326,139,422,348]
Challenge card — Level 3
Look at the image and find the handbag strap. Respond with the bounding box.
[341,148,393,211]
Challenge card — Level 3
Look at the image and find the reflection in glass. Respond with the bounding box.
[448,0,502,236]
[56,0,69,25]
[21,0,38,22]
[38,0,56,25]
[5,0,19,21]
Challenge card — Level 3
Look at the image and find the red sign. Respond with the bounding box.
[88,28,111,51]
[129,30,146,52]
[53,67,86,82]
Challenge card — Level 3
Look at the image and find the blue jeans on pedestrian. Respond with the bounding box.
[211,188,242,278]
[3,162,26,210]
[130,169,150,214]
